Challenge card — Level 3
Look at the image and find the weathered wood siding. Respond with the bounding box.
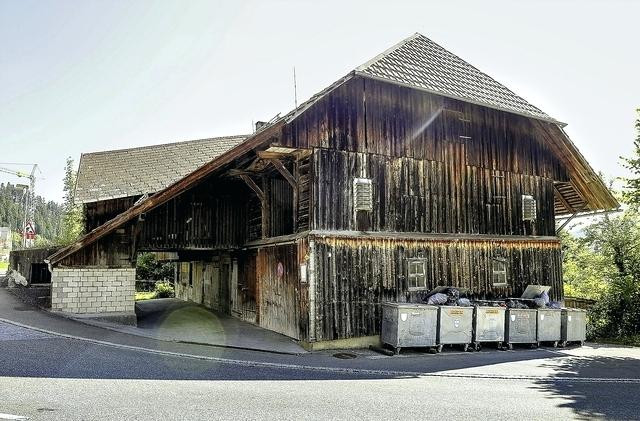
[84,197,136,232]
[138,179,249,250]
[282,76,568,237]
[58,226,134,268]
[283,77,567,180]
[310,236,562,341]
[312,149,556,235]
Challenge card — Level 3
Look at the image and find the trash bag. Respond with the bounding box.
[534,298,547,308]
[445,288,460,305]
[427,293,448,305]
[457,297,472,307]
[538,290,550,305]
[547,301,562,309]
[506,300,528,309]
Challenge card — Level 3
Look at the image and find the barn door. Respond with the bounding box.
[258,245,299,339]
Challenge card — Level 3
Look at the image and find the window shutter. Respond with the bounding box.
[353,178,373,212]
[522,195,537,221]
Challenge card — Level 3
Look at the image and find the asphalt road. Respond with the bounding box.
[1,321,639,420]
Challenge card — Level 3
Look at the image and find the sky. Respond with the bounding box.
[1,0,639,202]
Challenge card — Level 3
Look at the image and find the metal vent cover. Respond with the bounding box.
[353,178,373,212]
[522,194,537,221]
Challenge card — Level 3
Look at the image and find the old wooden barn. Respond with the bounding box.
[45,33,617,347]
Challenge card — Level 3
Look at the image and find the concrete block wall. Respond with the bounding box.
[51,268,135,314]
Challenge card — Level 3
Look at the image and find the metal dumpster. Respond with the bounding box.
[537,308,562,346]
[381,303,438,354]
[437,306,473,352]
[473,306,505,350]
[561,308,586,347]
[505,308,537,349]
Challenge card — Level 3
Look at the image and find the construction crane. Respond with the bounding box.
[0,163,39,247]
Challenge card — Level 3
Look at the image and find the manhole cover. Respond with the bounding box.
[332,352,357,359]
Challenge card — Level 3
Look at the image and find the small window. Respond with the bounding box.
[407,258,427,290]
[492,258,507,287]
[353,178,373,212]
[522,195,537,221]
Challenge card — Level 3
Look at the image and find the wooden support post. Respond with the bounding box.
[268,158,297,189]
[240,174,268,238]
[239,174,265,202]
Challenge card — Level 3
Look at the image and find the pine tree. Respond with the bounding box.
[57,157,83,245]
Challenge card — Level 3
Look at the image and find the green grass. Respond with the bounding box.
[0,262,8,271]
[594,336,640,347]
[135,291,156,301]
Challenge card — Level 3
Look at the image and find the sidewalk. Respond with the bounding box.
[78,298,306,355]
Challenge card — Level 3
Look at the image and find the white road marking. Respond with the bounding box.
[0,413,28,420]
[1,317,639,384]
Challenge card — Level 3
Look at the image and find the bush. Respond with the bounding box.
[154,281,175,298]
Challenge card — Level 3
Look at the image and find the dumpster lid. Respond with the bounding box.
[520,285,551,299]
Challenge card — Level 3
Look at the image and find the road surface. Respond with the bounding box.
[1,321,639,420]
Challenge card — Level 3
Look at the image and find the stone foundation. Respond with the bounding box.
[51,268,135,315]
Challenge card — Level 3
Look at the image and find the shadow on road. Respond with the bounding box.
[532,353,640,420]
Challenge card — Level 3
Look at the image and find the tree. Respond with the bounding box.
[621,108,640,206]
[581,209,640,338]
[136,252,175,282]
[560,230,608,300]
[56,157,83,245]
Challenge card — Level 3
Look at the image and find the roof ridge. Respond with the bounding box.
[82,134,250,156]
[354,33,421,72]
[354,32,563,125]
[410,34,547,116]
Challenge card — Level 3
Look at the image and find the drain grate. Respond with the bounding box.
[332,352,357,360]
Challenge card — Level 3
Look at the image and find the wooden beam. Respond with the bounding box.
[257,150,291,160]
[228,168,255,177]
[239,174,265,202]
[268,158,297,189]
[553,185,574,213]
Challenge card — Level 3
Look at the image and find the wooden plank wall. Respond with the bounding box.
[283,77,567,182]
[313,149,556,236]
[311,236,563,341]
[137,178,249,250]
[84,197,136,232]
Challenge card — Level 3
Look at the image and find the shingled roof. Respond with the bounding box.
[74,135,248,204]
[355,33,559,124]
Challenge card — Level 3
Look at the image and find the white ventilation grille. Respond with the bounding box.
[353,178,373,212]
[522,195,537,221]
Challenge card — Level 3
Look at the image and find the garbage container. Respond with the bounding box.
[437,306,473,352]
[537,308,562,346]
[505,308,537,349]
[381,303,438,354]
[473,306,505,350]
[561,308,586,347]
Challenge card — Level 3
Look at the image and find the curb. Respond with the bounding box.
[2,317,640,383]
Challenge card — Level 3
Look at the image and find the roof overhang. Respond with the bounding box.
[47,121,284,265]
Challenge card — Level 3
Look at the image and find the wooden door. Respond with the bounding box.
[258,244,299,339]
